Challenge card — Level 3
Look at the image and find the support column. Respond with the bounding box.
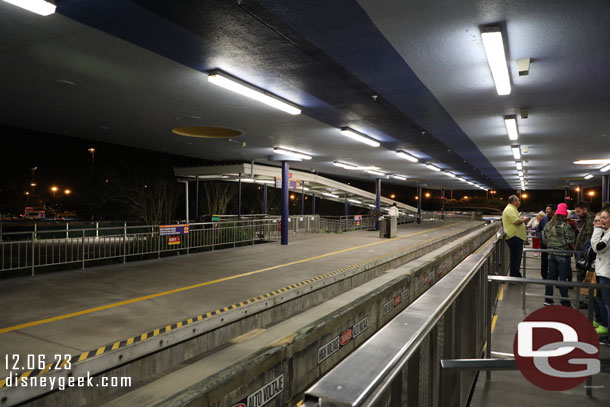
[312,193,316,215]
[263,184,268,215]
[375,178,381,231]
[238,173,242,220]
[281,161,289,245]
[301,184,305,216]
[577,185,583,202]
[417,185,422,224]
[602,175,609,204]
[195,179,199,222]
[441,187,445,220]
[184,181,189,223]
[344,196,349,217]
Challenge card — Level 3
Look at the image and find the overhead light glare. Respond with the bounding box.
[504,116,519,141]
[481,28,511,95]
[601,164,610,172]
[425,163,441,172]
[512,146,521,160]
[273,147,312,160]
[340,128,380,147]
[3,0,55,15]
[323,192,339,198]
[574,159,610,165]
[396,150,419,163]
[584,174,594,180]
[207,71,301,115]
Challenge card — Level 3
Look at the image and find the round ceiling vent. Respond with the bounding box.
[172,126,242,139]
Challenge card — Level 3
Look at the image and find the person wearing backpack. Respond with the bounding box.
[542,203,575,307]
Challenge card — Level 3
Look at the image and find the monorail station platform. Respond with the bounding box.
[0,219,485,406]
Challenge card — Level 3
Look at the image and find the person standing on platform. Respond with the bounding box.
[536,204,555,279]
[388,203,399,218]
[592,209,610,344]
[502,195,530,278]
[575,201,596,280]
[542,203,575,307]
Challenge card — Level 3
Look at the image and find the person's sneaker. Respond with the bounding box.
[593,321,600,329]
[595,325,609,336]
[600,336,610,345]
[543,301,553,306]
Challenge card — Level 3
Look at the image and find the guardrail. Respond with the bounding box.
[303,229,508,407]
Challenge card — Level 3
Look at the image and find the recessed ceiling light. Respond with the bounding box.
[340,128,380,147]
[396,150,419,163]
[273,147,312,160]
[504,116,519,141]
[4,0,55,15]
[207,70,301,115]
[481,27,511,95]
[574,159,610,165]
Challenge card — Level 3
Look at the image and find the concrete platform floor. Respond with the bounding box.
[470,252,610,406]
[0,220,480,378]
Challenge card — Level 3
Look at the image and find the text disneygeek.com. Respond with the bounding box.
[3,373,131,391]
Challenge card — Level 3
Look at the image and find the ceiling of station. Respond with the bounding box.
[1,0,609,191]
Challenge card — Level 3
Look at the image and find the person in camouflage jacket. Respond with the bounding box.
[575,201,596,251]
[542,203,575,306]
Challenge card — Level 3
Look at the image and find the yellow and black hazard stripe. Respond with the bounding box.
[0,234,439,389]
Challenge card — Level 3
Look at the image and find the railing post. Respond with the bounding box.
[66,223,69,239]
[486,278,493,379]
[157,226,161,259]
[96,222,99,238]
[123,222,127,264]
[81,229,85,270]
[586,287,594,396]
[34,223,37,240]
[31,232,35,277]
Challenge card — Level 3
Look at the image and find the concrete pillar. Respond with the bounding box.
[238,173,242,220]
[263,184,268,215]
[441,187,445,220]
[602,175,609,204]
[417,186,422,224]
[375,178,381,231]
[281,161,289,245]
[312,193,316,215]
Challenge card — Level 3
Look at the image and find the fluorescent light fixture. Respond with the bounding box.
[504,116,519,141]
[197,175,229,179]
[443,171,456,177]
[392,175,407,181]
[481,27,511,95]
[512,146,521,160]
[238,178,255,183]
[348,199,362,204]
[273,147,312,160]
[368,204,376,208]
[517,170,523,177]
[584,173,594,179]
[255,180,275,184]
[3,0,56,15]
[323,192,339,198]
[425,164,441,172]
[207,71,301,115]
[340,128,380,147]
[601,164,610,172]
[574,159,610,165]
[516,161,523,170]
[396,150,419,163]
[333,160,359,170]
[302,187,310,191]
[366,170,385,176]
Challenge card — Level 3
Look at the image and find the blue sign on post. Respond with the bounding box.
[159,224,190,236]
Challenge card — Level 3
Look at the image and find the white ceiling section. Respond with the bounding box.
[1,0,609,191]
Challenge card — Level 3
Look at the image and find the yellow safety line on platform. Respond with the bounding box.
[498,284,504,301]
[0,222,466,335]
[491,314,498,333]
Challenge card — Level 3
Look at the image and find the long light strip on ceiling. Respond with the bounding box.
[516,161,523,170]
[366,169,385,176]
[333,160,359,170]
[481,27,511,95]
[273,147,312,160]
[323,192,339,198]
[396,150,419,162]
[392,174,407,181]
[504,116,519,141]
[340,128,380,147]
[207,71,301,115]
[512,146,521,160]
[443,171,456,177]
[3,0,55,15]
[348,198,362,204]
[584,174,594,180]
[255,180,275,184]
[574,159,610,165]
[425,163,441,172]
[601,164,610,172]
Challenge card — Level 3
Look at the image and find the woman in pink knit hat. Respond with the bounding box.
[542,203,576,306]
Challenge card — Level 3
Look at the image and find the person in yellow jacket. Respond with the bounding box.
[502,195,530,277]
